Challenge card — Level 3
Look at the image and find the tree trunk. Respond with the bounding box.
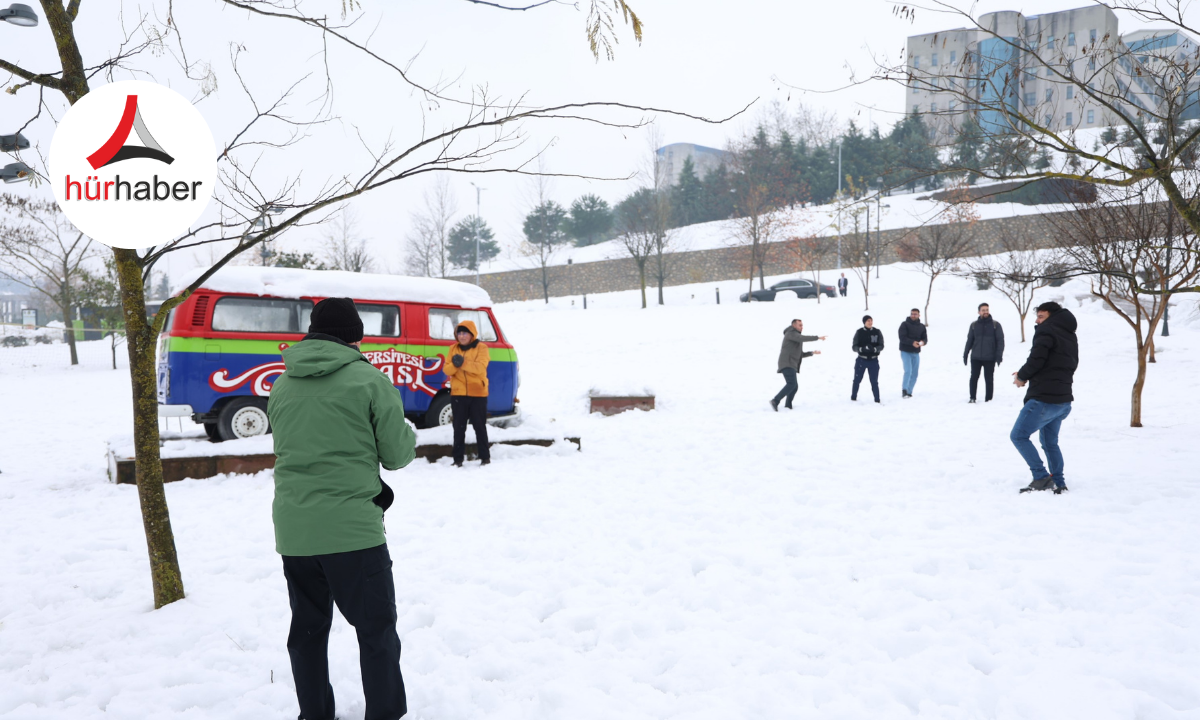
[114,248,185,608]
[1131,342,1148,428]
[60,285,79,366]
[541,264,549,303]
[1018,312,1027,342]
[111,333,118,370]
[923,273,936,327]
[1147,336,1156,364]
[638,262,647,309]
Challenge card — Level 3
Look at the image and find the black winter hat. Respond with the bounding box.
[309,297,364,343]
[862,315,872,324]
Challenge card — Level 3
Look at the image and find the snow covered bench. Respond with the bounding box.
[588,386,655,416]
[107,425,580,483]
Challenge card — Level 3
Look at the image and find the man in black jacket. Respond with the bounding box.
[964,302,1005,403]
[837,274,849,297]
[1010,301,1079,494]
[898,309,928,398]
[851,315,884,403]
[770,319,826,411]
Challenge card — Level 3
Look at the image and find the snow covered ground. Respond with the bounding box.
[2,262,1199,719]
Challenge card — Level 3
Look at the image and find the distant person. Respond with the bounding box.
[898,308,928,398]
[1012,301,1079,495]
[837,273,849,297]
[444,319,492,466]
[851,315,884,403]
[268,297,416,720]
[964,302,1005,403]
[771,318,826,411]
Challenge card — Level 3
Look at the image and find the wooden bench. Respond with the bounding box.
[589,395,655,416]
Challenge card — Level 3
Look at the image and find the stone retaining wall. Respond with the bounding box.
[455,208,1083,303]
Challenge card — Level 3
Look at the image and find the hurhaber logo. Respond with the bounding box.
[49,81,216,250]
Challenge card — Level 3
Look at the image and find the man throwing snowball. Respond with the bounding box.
[1011,301,1079,495]
[770,318,826,411]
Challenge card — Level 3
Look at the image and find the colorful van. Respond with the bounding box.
[156,267,519,441]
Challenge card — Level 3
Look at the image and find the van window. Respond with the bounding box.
[211,297,313,333]
[429,308,498,342]
[355,303,401,337]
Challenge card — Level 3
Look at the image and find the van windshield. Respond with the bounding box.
[429,308,498,342]
[212,297,313,333]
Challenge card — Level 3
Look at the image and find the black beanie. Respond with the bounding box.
[309,297,364,343]
[862,315,872,324]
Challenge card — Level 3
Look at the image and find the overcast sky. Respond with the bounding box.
[4,0,1184,280]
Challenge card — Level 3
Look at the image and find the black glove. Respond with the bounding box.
[964,357,968,366]
[451,354,464,368]
[372,478,394,512]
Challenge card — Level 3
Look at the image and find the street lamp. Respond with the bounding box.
[0,3,38,26]
[0,132,30,152]
[1162,240,1173,337]
[875,178,889,280]
[252,205,286,266]
[1,162,32,183]
[469,182,486,286]
[836,141,844,267]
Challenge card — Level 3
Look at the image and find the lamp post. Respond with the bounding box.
[252,205,285,266]
[1162,240,1172,337]
[0,3,38,26]
[836,141,843,268]
[875,178,889,280]
[470,182,485,286]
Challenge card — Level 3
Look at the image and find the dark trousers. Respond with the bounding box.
[772,367,799,408]
[852,357,880,401]
[451,395,490,463]
[838,287,847,297]
[970,359,996,401]
[282,543,406,720]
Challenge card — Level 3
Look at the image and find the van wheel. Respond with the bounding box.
[203,423,221,441]
[218,398,271,441]
[425,394,453,428]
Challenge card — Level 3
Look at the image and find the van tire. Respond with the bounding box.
[424,394,454,428]
[217,397,271,441]
[203,423,221,441]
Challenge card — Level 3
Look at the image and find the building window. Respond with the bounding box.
[1046,88,1054,102]
[1024,92,1036,105]
[931,52,938,66]
[1088,57,1096,70]
[913,56,920,68]
[1047,35,1055,49]
[949,101,957,112]
[1066,86,1074,99]
[1090,29,1097,43]
[1046,66,1054,76]
[1066,111,1074,125]
[1068,32,1076,46]
[931,102,938,113]
[1088,109,1095,123]
[1045,114,1052,127]
[950,50,957,64]
[913,84,920,94]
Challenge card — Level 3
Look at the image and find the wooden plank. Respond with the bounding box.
[589,396,655,415]
[111,438,581,482]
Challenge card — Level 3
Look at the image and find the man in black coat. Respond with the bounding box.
[1011,301,1079,494]
[837,273,849,297]
[851,315,884,403]
[964,302,1005,403]
[770,318,826,411]
[898,309,928,398]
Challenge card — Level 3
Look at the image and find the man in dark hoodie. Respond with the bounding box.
[897,308,928,398]
[963,302,1005,403]
[1011,301,1079,494]
[851,315,884,403]
[770,318,826,411]
[268,297,416,720]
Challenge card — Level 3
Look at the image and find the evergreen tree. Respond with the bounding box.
[448,215,500,269]
[523,201,570,248]
[273,251,328,270]
[671,156,704,226]
[889,114,943,191]
[698,164,734,223]
[564,194,614,246]
[951,116,986,184]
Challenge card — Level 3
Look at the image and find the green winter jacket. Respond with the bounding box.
[268,337,416,556]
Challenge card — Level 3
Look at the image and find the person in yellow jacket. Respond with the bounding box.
[443,319,491,466]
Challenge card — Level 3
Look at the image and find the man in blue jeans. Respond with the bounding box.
[1011,302,1079,494]
[898,308,927,398]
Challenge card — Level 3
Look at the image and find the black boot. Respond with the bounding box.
[769,398,780,412]
[1019,476,1055,493]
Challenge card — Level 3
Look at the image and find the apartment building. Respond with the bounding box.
[907,5,1198,144]
[655,143,729,186]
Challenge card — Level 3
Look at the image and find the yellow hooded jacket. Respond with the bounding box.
[444,319,490,397]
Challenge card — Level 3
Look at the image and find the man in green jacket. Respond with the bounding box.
[268,297,416,720]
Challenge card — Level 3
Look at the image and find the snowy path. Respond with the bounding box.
[2,267,1199,719]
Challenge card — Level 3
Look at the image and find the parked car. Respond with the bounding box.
[740,278,837,302]
[156,267,520,440]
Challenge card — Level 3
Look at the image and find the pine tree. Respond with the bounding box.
[699,164,734,223]
[671,156,704,227]
[565,194,614,246]
[448,215,500,269]
[523,201,570,247]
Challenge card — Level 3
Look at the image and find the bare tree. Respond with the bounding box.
[322,209,374,273]
[635,124,678,305]
[403,178,457,278]
[0,195,96,365]
[728,131,796,298]
[896,185,980,325]
[785,234,836,305]
[965,222,1055,342]
[5,1,740,609]
[836,192,874,310]
[614,188,659,308]
[1047,182,1200,427]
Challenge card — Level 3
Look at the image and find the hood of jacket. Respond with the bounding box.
[282,337,366,378]
[456,320,478,340]
[1042,308,1078,334]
